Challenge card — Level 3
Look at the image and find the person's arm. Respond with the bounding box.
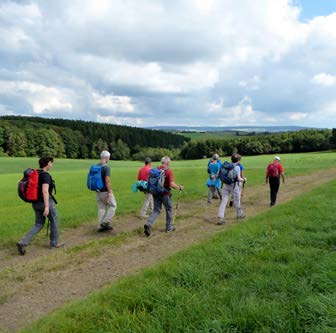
[105,175,112,202]
[280,172,285,183]
[42,183,50,217]
[169,181,184,191]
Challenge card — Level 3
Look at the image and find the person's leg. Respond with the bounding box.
[163,195,174,231]
[48,198,59,247]
[233,184,244,218]
[20,202,45,246]
[103,191,117,225]
[269,178,280,206]
[96,192,108,229]
[218,185,230,222]
[140,193,152,217]
[144,195,162,236]
[207,186,215,204]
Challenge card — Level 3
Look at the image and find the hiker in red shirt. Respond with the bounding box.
[137,157,153,218]
[265,156,285,207]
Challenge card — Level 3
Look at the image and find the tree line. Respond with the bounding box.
[0,116,188,159]
[180,129,335,159]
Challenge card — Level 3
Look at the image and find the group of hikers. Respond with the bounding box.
[16,151,285,255]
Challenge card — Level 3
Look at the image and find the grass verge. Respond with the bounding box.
[21,180,336,333]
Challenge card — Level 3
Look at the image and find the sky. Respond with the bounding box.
[0,0,335,129]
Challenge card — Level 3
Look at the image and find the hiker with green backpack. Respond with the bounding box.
[217,153,246,225]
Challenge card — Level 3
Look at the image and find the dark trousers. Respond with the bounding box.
[269,177,280,206]
[147,194,173,231]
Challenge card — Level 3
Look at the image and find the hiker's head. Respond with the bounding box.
[231,153,239,163]
[39,156,54,168]
[212,153,219,160]
[274,156,280,162]
[161,156,171,166]
[100,150,111,162]
[144,157,152,165]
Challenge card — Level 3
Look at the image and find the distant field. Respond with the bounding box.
[1,152,336,247]
[179,131,240,141]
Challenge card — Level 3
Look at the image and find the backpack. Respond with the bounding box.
[219,161,238,185]
[87,165,104,191]
[267,162,279,177]
[18,168,40,203]
[147,167,168,195]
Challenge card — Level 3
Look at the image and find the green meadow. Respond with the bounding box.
[1,152,336,248]
[21,171,336,332]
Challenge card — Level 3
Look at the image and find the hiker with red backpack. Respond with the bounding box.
[144,156,184,236]
[17,156,64,255]
[266,156,285,207]
[217,153,246,225]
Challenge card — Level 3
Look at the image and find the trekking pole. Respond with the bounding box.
[173,188,182,225]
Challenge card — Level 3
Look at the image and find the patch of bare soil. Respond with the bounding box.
[0,168,335,332]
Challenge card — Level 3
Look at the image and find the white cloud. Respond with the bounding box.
[311,73,336,86]
[92,92,135,113]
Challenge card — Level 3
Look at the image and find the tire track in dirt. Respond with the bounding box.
[1,168,335,332]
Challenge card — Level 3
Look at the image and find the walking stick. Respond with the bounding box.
[173,188,182,225]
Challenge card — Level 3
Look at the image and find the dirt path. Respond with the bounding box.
[1,169,335,332]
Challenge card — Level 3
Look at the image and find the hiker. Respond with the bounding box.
[265,156,285,206]
[207,153,222,199]
[95,151,117,232]
[137,157,153,218]
[218,153,246,224]
[144,156,184,236]
[17,156,64,255]
[229,154,245,207]
[206,154,221,204]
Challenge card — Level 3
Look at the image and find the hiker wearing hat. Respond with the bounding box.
[265,156,285,207]
[207,153,222,199]
[137,157,154,218]
[206,154,221,204]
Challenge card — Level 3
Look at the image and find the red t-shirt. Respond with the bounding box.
[138,165,151,181]
[159,165,174,193]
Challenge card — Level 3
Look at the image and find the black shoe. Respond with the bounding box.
[17,242,26,255]
[144,224,151,236]
[165,226,176,233]
[229,200,233,207]
[50,243,65,249]
[97,225,113,232]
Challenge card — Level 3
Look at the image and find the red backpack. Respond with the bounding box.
[18,168,40,203]
[267,162,279,178]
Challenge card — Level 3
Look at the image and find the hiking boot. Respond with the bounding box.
[50,243,65,249]
[144,224,151,236]
[139,214,149,219]
[229,200,233,207]
[237,214,245,220]
[165,226,176,233]
[217,217,225,225]
[97,225,113,232]
[17,242,26,255]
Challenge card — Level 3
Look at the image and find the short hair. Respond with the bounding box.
[231,153,239,163]
[161,156,171,165]
[212,153,219,160]
[39,156,54,168]
[100,151,111,159]
[144,157,152,165]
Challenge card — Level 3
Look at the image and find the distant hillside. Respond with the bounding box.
[149,125,314,133]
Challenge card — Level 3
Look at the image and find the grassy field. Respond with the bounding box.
[1,152,336,248]
[21,178,336,332]
[180,131,239,141]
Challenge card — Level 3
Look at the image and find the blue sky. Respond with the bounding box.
[0,0,335,128]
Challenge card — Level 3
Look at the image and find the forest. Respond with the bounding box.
[0,116,335,160]
[0,116,188,160]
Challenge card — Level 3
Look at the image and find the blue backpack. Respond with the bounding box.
[87,165,104,191]
[147,168,168,195]
[219,162,238,185]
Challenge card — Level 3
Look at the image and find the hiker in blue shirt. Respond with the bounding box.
[206,154,221,204]
[207,153,222,200]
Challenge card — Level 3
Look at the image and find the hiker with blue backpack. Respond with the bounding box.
[206,154,222,204]
[217,153,246,225]
[87,151,117,232]
[17,156,64,255]
[144,156,184,237]
[137,157,154,218]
